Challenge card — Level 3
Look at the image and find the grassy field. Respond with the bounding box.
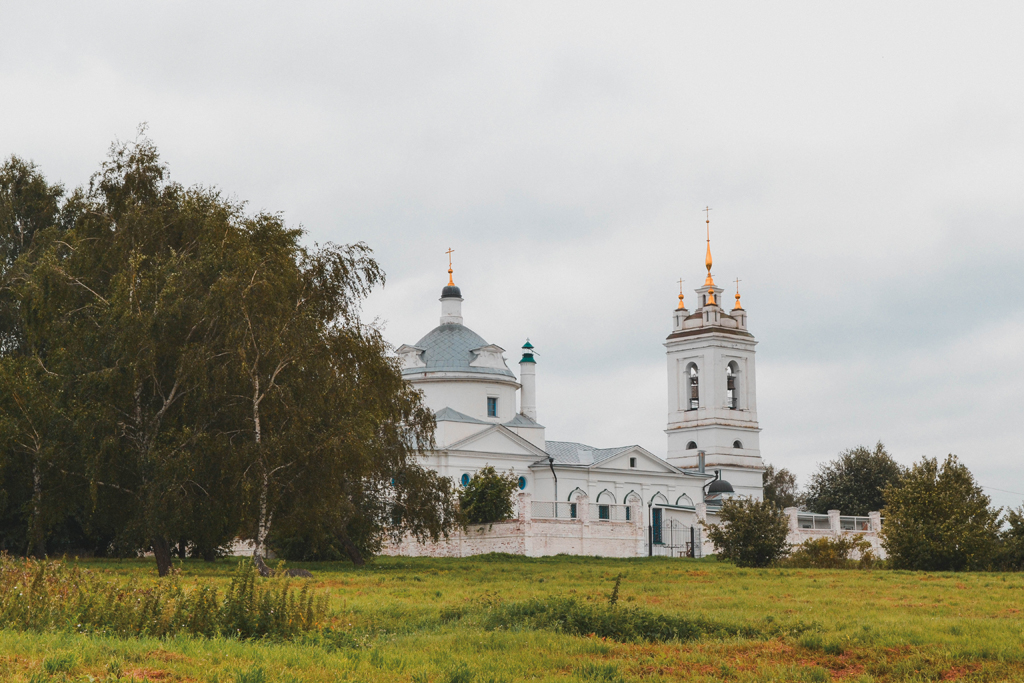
[2,554,1023,682]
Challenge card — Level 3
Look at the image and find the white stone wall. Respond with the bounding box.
[381,492,647,559]
[782,508,887,560]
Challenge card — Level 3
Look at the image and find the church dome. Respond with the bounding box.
[441,284,462,298]
[402,323,516,379]
[707,478,734,494]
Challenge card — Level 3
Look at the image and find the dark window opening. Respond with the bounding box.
[570,503,578,519]
[652,507,664,544]
[487,397,497,417]
[726,364,738,409]
[629,457,637,468]
[599,505,610,520]
[686,441,697,450]
[733,440,743,449]
[688,366,699,410]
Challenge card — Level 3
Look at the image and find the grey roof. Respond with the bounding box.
[503,413,545,429]
[401,323,516,378]
[544,440,636,466]
[434,407,488,424]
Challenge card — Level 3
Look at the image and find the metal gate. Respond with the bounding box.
[649,518,702,558]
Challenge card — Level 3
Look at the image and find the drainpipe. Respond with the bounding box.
[648,499,654,557]
[547,455,558,518]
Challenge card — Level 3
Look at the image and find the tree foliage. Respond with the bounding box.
[881,455,1001,571]
[804,441,904,515]
[762,464,802,510]
[703,498,790,568]
[458,466,519,526]
[0,132,455,573]
[998,506,1024,571]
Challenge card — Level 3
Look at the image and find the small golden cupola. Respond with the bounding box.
[703,207,715,287]
[677,278,686,310]
[733,277,743,310]
[703,207,718,306]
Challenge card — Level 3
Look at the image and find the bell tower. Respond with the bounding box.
[664,212,764,499]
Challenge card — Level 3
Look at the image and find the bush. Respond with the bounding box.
[483,596,763,642]
[881,455,1001,571]
[459,466,519,526]
[704,498,790,568]
[0,555,327,639]
[482,592,813,643]
[784,536,879,569]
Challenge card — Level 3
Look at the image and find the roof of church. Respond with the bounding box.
[402,323,516,379]
[544,441,636,466]
[503,413,545,429]
[434,407,489,424]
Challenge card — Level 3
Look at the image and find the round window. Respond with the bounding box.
[518,476,527,490]
[460,473,470,487]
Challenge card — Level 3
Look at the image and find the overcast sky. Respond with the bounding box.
[3,2,1023,507]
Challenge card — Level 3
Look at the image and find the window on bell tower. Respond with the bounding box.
[487,397,498,417]
[687,364,699,410]
[726,362,739,409]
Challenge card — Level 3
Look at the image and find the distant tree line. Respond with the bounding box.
[0,131,458,575]
[748,442,1024,571]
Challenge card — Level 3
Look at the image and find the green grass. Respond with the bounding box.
[1,554,1023,681]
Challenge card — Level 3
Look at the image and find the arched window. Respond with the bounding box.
[596,490,614,521]
[676,494,694,507]
[686,441,698,450]
[686,364,699,411]
[726,361,739,409]
[650,493,668,545]
[517,476,527,490]
[733,440,743,449]
[623,491,642,522]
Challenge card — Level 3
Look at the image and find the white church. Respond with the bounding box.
[383,224,774,559]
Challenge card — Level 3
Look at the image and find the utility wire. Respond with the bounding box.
[980,485,1024,498]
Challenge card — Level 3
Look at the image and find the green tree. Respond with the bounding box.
[1,132,457,573]
[881,455,1001,571]
[0,156,74,557]
[762,464,802,509]
[459,466,519,526]
[19,135,247,574]
[998,506,1024,571]
[805,441,904,515]
[703,498,790,568]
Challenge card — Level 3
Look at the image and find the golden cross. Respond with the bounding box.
[677,278,684,294]
[734,277,741,292]
[445,247,456,286]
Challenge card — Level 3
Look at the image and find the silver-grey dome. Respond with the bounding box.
[402,323,516,378]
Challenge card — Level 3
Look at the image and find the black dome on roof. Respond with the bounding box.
[441,284,462,298]
[707,479,734,494]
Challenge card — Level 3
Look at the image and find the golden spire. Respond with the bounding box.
[707,286,716,306]
[445,247,455,286]
[733,277,743,310]
[677,278,685,310]
[703,206,715,286]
